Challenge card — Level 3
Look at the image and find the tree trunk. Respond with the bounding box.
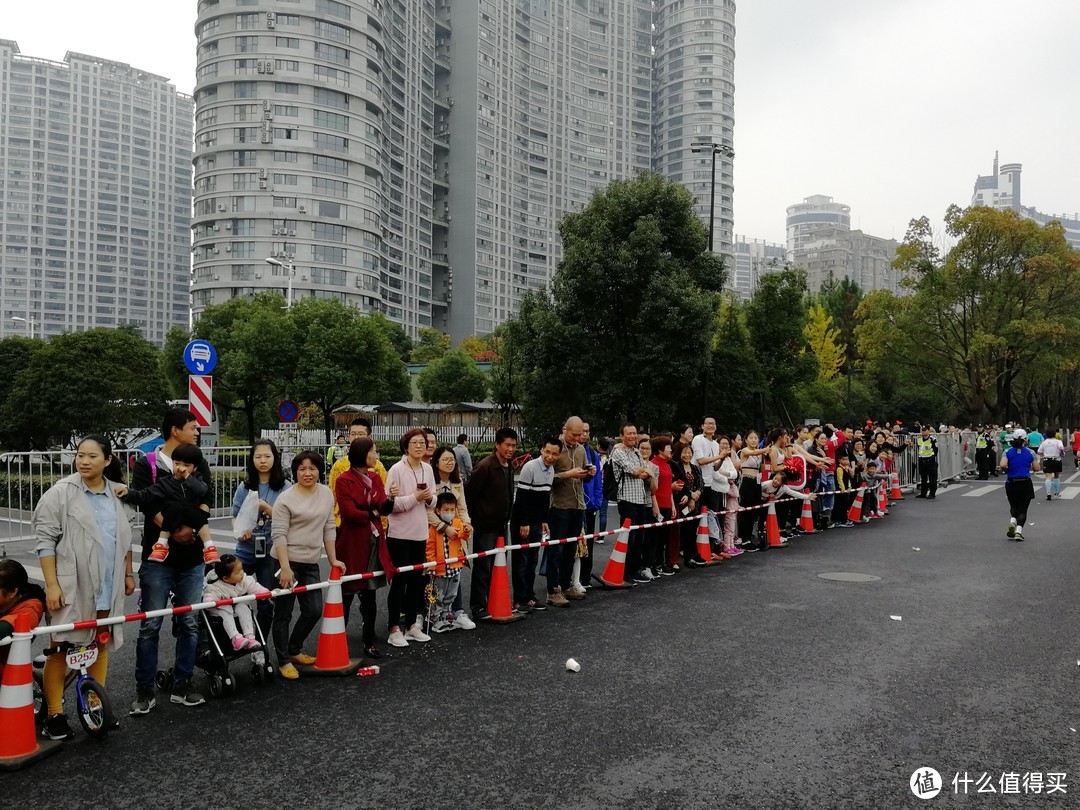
[245,401,257,446]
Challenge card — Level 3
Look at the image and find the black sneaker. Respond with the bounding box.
[43,713,74,740]
[659,565,676,576]
[632,570,651,583]
[170,681,206,707]
[129,688,157,716]
[744,545,760,553]
[474,608,493,621]
[526,599,547,612]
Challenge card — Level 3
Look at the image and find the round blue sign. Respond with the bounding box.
[278,400,299,423]
[183,340,218,375]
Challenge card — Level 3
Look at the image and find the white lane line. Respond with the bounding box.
[936,484,967,495]
[963,485,1000,497]
[1057,488,1080,500]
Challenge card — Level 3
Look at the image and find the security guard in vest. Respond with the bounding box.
[975,426,995,480]
[915,424,938,498]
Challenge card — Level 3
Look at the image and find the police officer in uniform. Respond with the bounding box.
[915,424,938,499]
[974,426,995,480]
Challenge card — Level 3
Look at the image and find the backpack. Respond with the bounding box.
[602,458,619,502]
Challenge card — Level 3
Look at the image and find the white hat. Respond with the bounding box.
[1011,428,1027,441]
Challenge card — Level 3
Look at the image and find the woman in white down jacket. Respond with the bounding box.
[711,436,742,557]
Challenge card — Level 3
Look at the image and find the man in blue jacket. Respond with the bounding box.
[581,422,604,589]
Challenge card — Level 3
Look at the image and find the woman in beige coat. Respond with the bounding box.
[33,434,134,740]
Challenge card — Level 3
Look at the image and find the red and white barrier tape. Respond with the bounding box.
[5,486,890,641]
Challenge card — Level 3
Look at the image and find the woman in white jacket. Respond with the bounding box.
[33,435,134,741]
[711,436,742,557]
[203,554,271,651]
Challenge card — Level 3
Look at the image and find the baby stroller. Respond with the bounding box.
[195,608,276,697]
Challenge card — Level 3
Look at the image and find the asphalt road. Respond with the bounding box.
[3,477,1080,808]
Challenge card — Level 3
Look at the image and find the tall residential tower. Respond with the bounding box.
[0,41,192,343]
[191,1,737,340]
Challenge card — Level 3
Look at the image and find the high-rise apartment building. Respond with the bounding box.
[0,41,193,344]
[191,0,736,340]
[786,195,851,257]
[971,153,1080,249]
[730,235,785,300]
[653,0,737,270]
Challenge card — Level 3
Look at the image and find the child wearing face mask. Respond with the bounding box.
[425,492,468,634]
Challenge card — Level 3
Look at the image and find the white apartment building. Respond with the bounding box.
[0,41,193,344]
[971,153,1080,249]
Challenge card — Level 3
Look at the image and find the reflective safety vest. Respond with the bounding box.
[976,435,987,449]
[917,437,935,458]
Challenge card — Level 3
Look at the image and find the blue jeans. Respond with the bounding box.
[135,560,205,691]
[241,554,276,638]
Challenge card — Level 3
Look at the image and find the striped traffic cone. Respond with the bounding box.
[766,501,785,547]
[799,498,816,533]
[304,566,360,676]
[890,472,904,500]
[847,488,866,523]
[695,508,716,566]
[597,520,635,589]
[488,537,525,622]
[878,484,888,514]
[0,613,60,771]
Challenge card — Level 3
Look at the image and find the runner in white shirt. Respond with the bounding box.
[1037,432,1065,500]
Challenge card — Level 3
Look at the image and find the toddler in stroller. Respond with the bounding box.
[203,555,270,651]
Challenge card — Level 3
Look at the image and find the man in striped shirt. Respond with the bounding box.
[510,438,562,610]
[610,423,655,585]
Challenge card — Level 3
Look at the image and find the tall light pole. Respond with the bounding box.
[690,141,735,254]
[690,141,734,418]
[264,257,296,310]
[11,315,36,339]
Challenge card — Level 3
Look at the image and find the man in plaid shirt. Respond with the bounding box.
[609,423,655,584]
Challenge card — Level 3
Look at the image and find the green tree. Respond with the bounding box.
[287,299,411,441]
[7,329,168,449]
[185,292,295,444]
[506,172,725,435]
[803,303,846,380]
[161,326,192,398]
[0,337,46,449]
[704,297,766,434]
[745,268,816,424]
[867,206,1080,424]
[410,327,451,363]
[369,312,414,363]
[818,275,864,370]
[417,351,489,403]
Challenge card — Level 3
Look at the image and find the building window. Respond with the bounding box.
[235,35,259,53]
[233,172,258,190]
[274,59,300,72]
[274,104,299,118]
[311,267,347,286]
[275,37,300,49]
[233,81,257,98]
[313,132,347,153]
[272,173,299,186]
[313,222,346,242]
[236,13,260,29]
[314,0,351,20]
[313,65,349,86]
[234,127,259,143]
[312,177,348,198]
[272,196,298,208]
[273,127,299,140]
[274,151,298,163]
[314,43,350,66]
[277,14,300,26]
[274,82,299,95]
[313,110,349,132]
[312,245,346,264]
[233,150,256,166]
[313,88,348,110]
[312,155,348,176]
[232,196,257,212]
[314,20,350,43]
[234,103,259,121]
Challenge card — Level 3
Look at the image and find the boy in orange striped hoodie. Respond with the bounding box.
[426,492,468,633]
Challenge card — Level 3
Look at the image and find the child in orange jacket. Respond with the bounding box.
[426,492,469,633]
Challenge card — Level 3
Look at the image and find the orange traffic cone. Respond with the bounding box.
[695,508,717,566]
[0,613,60,771]
[488,537,524,622]
[847,488,865,523]
[597,520,635,589]
[766,501,785,547]
[304,566,360,676]
[799,498,816,533]
[890,472,904,500]
[878,484,888,514]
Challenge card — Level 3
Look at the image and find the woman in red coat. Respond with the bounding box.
[335,437,396,658]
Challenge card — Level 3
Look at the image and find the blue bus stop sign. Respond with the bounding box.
[183,340,218,375]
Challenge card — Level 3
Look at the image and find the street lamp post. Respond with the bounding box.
[264,257,296,310]
[11,315,36,339]
[690,141,735,254]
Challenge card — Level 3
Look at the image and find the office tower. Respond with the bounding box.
[0,41,193,344]
[971,153,1080,248]
[191,1,737,341]
[730,235,786,300]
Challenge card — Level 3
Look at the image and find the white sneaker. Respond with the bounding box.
[641,568,656,581]
[405,624,431,643]
[452,612,477,631]
[566,583,587,597]
[387,630,409,648]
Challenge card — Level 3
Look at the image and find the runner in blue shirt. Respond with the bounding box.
[999,429,1040,541]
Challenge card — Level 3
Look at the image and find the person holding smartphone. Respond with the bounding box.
[385,429,437,647]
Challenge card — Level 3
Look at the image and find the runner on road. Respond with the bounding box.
[1037,431,1065,501]
[1000,429,1039,541]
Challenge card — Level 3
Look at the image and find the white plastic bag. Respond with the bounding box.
[233,489,261,540]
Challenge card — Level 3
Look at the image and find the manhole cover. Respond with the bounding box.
[817,572,882,582]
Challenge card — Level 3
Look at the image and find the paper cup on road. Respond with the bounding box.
[565,657,581,673]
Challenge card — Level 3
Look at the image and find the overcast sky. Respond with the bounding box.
[4,1,1078,245]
